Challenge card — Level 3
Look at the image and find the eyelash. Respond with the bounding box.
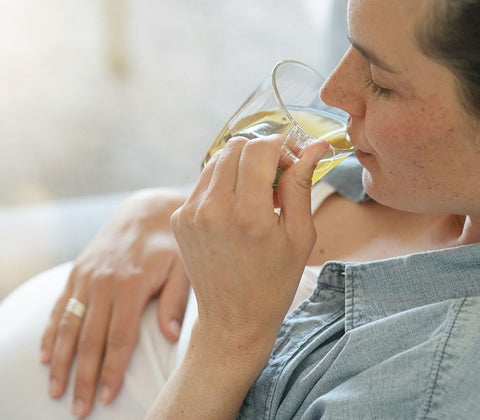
[365,76,392,98]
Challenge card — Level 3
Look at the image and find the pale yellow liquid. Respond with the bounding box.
[202,108,354,185]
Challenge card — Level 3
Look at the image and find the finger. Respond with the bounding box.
[207,136,249,195]
[70,294,111,418]
[40,289,72,364]
[98,290,142,404]
[278,140,331,224]
[171,137,250,230]
[48,293,88,399]
[156,258,190,342]
[186,147,223,204]
[235,135,284,214]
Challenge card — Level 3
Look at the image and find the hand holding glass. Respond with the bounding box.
[201,60,354,185]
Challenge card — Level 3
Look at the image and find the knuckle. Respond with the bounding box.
[89,273,114,295]
[91,265,115,282]
[69,264,94,286]
[193,203,215,228]
[41,326,55,347]
[173,195,231,235]
[107,328,135,350]
[242,137,263,152]
[170,208,191,241]
[233,208,269,238]
[77,335,102,354]
[50,352,70,374]
[185,196,219,229]
[293,168,314,191]
[57,317,79,338]
[232,208,255,229]
[226,136,249,148]
[173,203,195,227]
[119,276,142,296]
[170,207,180,229]
[74,374,95,393]
[101,362,124,379]
[243,135,282,151]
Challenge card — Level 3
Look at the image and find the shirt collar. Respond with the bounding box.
[317,242,480,331]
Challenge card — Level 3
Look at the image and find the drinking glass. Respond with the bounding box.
[201,59,354,186]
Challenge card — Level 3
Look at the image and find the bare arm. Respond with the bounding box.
[147,322,273,419]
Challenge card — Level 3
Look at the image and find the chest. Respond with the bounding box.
[308,193,454,266]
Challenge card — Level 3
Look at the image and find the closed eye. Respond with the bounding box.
[365,76,393,98]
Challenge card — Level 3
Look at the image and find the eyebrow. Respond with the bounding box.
[348,35,398,73]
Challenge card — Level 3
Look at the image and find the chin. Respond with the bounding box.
[362,174,429,214]
[362,171,398,208]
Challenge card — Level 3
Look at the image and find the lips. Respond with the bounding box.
[355,149,373,162]
[346,116,373,155]
[346,128,367,153]
[353,144,372,155]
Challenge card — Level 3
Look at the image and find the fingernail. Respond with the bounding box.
[49,378,59,397]
[72,398,86,418]
[313,140,332,158]
[169,319,181,339]
[99,385,111,403]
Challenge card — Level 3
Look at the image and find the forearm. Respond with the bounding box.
[145,323,275,419]
[146,137,323,418]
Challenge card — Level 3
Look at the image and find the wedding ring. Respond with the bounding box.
[65,298,86,320]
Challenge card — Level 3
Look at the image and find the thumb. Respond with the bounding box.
[277,140,331,223]
[156,259,190,342]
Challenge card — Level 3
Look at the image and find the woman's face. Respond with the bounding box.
[321,0,480,216]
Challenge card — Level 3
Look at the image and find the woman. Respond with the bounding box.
[149,0,480,417]
[2,0,480,418]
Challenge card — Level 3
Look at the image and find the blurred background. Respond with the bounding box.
[0,0,348,298]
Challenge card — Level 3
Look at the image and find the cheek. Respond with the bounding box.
[361,97,469,211]
[366,100,455,171]
[366,107,427,168]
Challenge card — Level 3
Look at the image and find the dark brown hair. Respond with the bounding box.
[417,0,480,117]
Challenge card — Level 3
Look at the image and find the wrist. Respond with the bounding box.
[188,318,276,383]
[147,320,276,419]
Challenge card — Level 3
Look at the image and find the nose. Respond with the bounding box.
[320,46,366,118]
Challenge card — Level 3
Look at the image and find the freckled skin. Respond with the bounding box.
[321,0,480,217]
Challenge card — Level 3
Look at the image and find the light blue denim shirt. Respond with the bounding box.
[238,158,480,419]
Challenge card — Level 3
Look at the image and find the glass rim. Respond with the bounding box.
[270,59,326,127]
[271,59,353,154]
